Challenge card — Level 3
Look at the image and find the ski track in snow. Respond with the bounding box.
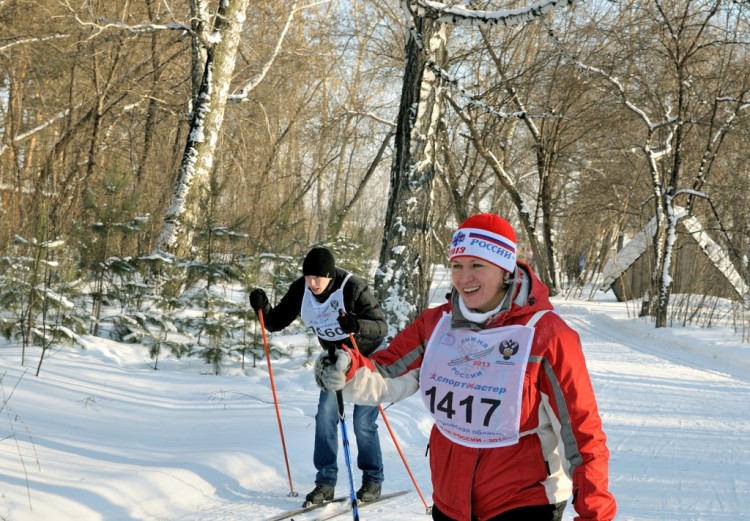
[557,300,750,520]
[1,294,750,520]
[180,300,750,521]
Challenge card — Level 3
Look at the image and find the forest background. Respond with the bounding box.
[1,0,750,374]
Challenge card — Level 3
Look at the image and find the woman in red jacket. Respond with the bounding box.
[315,213,617,521]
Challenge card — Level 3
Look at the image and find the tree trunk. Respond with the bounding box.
[154,0,249,257]
[374,16,449,333]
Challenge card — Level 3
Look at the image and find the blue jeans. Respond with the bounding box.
[314,390,384,487]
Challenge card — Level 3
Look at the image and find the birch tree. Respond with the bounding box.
[373,5,448,332]
[375,0,576,330]
[565,0,750,326]
[155,0,298,257]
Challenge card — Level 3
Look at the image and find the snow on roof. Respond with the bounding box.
[601,215,658,289]
[601,207,748,301]
[681,214,749,299]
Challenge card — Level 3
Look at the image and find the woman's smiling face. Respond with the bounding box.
[450,257,508,312]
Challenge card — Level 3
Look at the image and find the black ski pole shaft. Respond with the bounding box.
[328,345,360,521]
[259,310,297,497]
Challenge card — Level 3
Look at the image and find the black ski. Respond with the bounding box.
[265,490,410,521]
[306,490,411,521]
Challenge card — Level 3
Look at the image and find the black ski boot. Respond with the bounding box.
[356,481,382,503]
[303,484,335,507]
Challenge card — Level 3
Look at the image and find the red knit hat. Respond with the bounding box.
[449,213,517,273]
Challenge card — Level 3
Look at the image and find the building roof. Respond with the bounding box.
[601,207,748,301]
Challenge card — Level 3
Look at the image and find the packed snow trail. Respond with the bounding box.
[557,300,750,520]
[2,294,749,520]
[185,299,750,521]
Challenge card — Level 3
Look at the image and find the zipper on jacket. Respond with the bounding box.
[470,448,481,520]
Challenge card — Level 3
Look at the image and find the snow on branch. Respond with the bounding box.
[400,0,425,50]
[91,19,189,35]
[673,188,707,200]
[711,97,750,144]
[541,18,683,135]
[0,106,81,159]
[540,20,648,120]
[72,16,189,40]
[60,0,190,41]
[0,34,68,53]
[228,1,301,102]
[648,127,674,161]
[412,0,575,27]
[428,60,554,120]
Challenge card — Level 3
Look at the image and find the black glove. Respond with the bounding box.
[337,311,360,334]
[249,288,269,312]
[314,350,352,391]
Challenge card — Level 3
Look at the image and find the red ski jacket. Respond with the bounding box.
[341,263,616,520]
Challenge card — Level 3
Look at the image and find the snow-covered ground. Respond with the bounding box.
[2,275,749,520]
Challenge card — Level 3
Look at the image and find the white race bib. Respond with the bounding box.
[300,273,352,342]
[419,313,535,448]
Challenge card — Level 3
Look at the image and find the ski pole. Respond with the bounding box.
[348,333,432,514]
[258,310,298,497]
[328,345,360,521]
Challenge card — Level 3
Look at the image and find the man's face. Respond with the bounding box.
[305,275,332,295]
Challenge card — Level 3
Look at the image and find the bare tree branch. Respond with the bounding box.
[0,34,68,53]
[228,1,301,101]
[412,0,575,27]
[60,0,191,40]
[342,110,397,128]
[0,106,81,159]
[427,60,553,120]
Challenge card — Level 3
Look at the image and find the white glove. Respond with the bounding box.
[314,350,352,391]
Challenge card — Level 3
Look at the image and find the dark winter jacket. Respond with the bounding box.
[339,262,616,521]
[257,267,387,356]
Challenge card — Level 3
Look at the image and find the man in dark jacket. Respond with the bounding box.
[250,247,388,506]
